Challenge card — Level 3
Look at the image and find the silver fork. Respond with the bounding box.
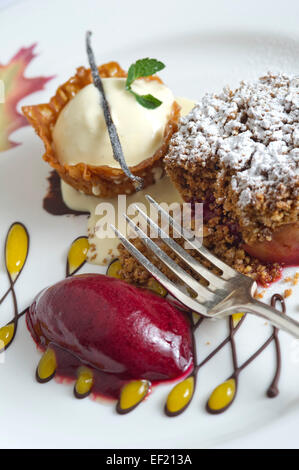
[111,195,299,338]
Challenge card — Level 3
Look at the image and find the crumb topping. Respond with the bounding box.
[284,288,292,298]
[166,73,299,210]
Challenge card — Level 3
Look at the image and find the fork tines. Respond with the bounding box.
[111,196,238,316]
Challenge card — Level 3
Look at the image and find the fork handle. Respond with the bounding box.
[243,298,299,338]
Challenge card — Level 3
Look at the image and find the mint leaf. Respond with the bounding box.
[126,58,165,109]
[134,93,162,109]
[126,64,138,90]
[126,58,165,89]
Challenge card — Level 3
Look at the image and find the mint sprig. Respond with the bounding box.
[126,58,165,109]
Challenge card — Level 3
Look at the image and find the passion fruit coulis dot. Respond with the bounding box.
[117,380,150,414]
[67,236,89,276]
[166,376,195,416]
[0,323,15,351]
[36,347,57,383]
[207,378,236,413]
[5,223,29,280]
[106,259,123,279]
[232,313,244,328]
[74,366,94,398]
[146,277,168,297]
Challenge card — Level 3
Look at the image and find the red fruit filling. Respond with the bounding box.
[243,223,299,265]
[193,196,299,270]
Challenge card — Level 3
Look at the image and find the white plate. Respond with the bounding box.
[0,0,299,449]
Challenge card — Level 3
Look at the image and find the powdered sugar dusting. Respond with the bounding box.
[166,73,299,209]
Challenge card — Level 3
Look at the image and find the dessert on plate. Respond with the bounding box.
[23,45,196,266]
[23,61,180,198]
[2,33,296,417]
[119,73,299,286]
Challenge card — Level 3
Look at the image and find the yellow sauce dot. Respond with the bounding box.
[166,377,194,415]
[147,278,167,297]
[187,287,197,299]
[208,378,236,412]
[68,237,89,275]
[107,259,123,279]
[232,313,244,328]
[75,367,94,397]
[0,323,15,350]
[5,223,28,279]
[37,348,57,381]
[192,312,201,324]
[119,380,149,412]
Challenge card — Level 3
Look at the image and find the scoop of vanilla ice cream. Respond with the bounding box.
[52,77,174,169]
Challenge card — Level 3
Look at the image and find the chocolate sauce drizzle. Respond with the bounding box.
[0,224,88,354]
[178,296,284,416]
[43,170,89,216]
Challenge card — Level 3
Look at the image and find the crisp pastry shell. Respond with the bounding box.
[22,62,181,198]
